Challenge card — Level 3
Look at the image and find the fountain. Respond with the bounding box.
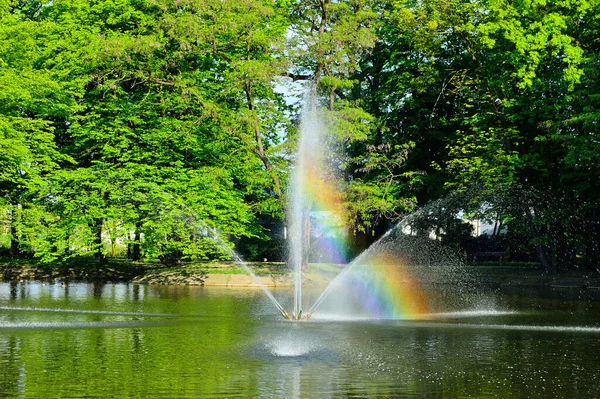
[287,99,340,321]
[271,96,444,321]
[265,92,510,321]
[3,97,600,399]
[164,94,476,322]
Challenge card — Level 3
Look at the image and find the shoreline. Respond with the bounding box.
[1,262,599,290]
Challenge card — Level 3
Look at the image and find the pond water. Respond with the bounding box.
[1,281,600,398]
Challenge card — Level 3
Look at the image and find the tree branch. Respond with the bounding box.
[284,72,313,81]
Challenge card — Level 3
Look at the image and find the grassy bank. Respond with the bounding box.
[0,257,293,286]
[1,257,598,289]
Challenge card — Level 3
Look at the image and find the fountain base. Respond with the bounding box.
[280,310,313,321]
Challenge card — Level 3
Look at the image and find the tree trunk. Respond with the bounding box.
[9,224,20,258]
[92,218,104,259]
[524,206,556,274]
[244,83,285,207]
[538,242,555,274]
[132,222,142,261]
[9,206,20,257]
[495,220,503,237]
[554,226,577,270]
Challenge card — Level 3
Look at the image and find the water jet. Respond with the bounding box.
[277,95,439,321]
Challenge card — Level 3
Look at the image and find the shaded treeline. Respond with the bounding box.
[1,0,598,271]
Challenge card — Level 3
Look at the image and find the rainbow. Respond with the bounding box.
[293,114,429,320]
[296,151,349,265]
[300,166,429,319]
[339,252,430,319]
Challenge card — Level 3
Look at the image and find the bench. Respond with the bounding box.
[472,251,505,263]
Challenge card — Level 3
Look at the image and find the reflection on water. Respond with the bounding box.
[0,281,600,398]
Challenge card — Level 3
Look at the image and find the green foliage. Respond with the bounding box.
[352,0,600,270]
[344,142,419,230]
[1,0,599,270]
[0,0,288,264]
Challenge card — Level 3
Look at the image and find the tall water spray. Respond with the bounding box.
[288,98,331,320]
[283,99,469,319]
[270,94,466,320]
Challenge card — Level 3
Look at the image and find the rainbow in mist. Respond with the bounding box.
[335,252,430,319]
[289,102,429,321]
[297,158,430,319]
[306,248,430,320]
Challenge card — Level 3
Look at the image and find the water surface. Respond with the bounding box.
[1,281,599,398]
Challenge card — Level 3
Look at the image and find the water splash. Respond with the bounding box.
[285,93,467,321]
[203,228,290,319]
[288,98,351,319]
[267,337,318,357]
[155,195,290,319]
[307,229,397,316]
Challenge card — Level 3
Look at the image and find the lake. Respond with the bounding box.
[1,281,600,398]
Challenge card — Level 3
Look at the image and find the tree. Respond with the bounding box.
[284,0,387,265]
[355,0,600,270]
[55,0,276,263]
[350,0,472,234]
[1,0,284,263]
[0,2,77,257]
[442,0,598,272]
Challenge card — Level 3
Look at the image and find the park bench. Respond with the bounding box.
[472,251,505,264]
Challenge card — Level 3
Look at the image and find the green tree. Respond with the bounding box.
[55,0,274,263]
[443,0,598,272]
[357,0,599,270]
[1,0,287,263]
[0,2,76,257]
